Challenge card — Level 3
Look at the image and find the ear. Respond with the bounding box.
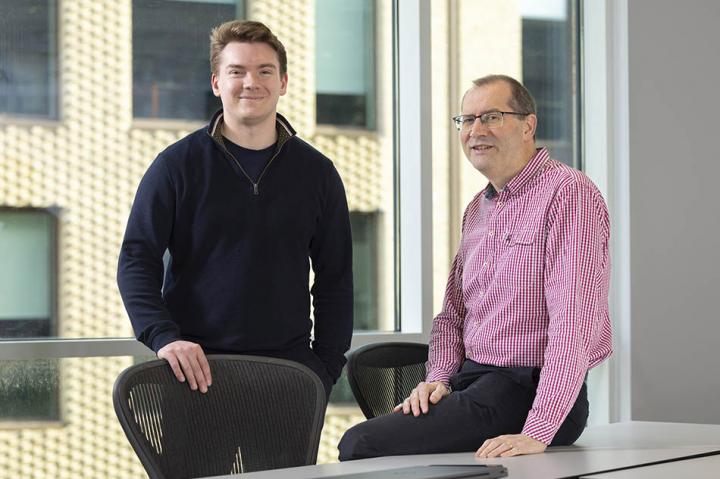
[279,72,288,96]
[210,73,221,97]
[523,114,537,141]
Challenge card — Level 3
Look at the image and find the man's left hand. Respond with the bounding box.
[475,434,547,458]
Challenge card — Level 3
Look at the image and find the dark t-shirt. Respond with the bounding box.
[223,137,275,182]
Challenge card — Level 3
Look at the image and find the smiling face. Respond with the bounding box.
[460,80,537,189]
[210,41,288,128]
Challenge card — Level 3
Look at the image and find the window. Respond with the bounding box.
[521,0,577,166]
[0,0,426,472]
[0,359,59,422]
[0,208,59,422]
[316,0,376,129]
[430,0,581,316]
[1,0,397,467]
[314,0,396,333]
[0,208,57,339]
[350,212,380,331]
[132,0,244,120]
[0,0,58,118]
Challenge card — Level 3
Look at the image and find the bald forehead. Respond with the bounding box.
[460,80,513,112]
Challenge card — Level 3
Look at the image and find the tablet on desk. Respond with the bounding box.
[317,464,508,479]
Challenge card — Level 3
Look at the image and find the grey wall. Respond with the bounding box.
[627,0,720,423]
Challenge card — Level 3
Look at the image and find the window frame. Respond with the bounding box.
[581,0,631,426]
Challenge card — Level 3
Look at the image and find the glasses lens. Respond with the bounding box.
[459,116,475,131]
[482,112,503,128]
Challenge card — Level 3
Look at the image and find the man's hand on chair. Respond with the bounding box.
[157,340,212,393]
[393,381,450,416]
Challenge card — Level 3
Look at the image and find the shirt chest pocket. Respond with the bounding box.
[505,227,537,246]
[497,226,544,278]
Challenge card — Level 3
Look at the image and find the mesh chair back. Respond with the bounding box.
[346,342,429,419]
[113,355,326,479]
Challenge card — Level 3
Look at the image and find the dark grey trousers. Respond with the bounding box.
[338,360,589,461]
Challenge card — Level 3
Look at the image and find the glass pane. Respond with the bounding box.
[316,0,376,129]
[430,0,579,312]
[0,357,148,477]
[0,359,59,421]
[349,212,380,330]
[0,1,396,340]
[311,0,395,331]
[0,0,58,117]
[521,0,575,166]
[0,209,55,338]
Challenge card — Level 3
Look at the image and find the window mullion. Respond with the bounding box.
[397,0,433,339]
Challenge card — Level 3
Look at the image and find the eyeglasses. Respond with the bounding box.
[451,111,530,132]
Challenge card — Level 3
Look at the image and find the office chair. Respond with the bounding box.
[113,355,326,479]
[346,342,429,419]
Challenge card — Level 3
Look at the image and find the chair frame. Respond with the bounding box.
[346,341,429,419]
[113,354,326,479]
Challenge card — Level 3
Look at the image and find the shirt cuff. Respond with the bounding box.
[521,413,561,445]
[425,370,452,387]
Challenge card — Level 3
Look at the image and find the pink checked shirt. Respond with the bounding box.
[426,147,612,444]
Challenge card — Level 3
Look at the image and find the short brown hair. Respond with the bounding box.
[209,20,287,75]
[471,74,537,115]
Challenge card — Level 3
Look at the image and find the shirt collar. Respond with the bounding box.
[483,147,550,199]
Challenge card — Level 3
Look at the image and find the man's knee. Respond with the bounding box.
[338,421,384,461]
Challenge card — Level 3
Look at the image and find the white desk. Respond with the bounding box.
[581,454,720,478]
[206,422,720,479]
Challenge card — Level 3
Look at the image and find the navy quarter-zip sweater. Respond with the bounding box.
[117,111,353,392]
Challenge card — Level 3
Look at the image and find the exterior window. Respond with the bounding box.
[0,209,59,422]
[350,212,379,331]
[522,1,576,166]
[430,0,581,315]
[0,0,58,118]
[0,208,57,338]
[316,0,376,129]
[0,360,59,422]
[132,0,244,120]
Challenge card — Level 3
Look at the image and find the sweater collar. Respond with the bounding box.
[206,109,296,149]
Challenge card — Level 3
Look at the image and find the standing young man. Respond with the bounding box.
[339,75,611,459]
[118,20,353,397]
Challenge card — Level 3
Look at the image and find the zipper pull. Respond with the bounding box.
[253,183,259,195]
